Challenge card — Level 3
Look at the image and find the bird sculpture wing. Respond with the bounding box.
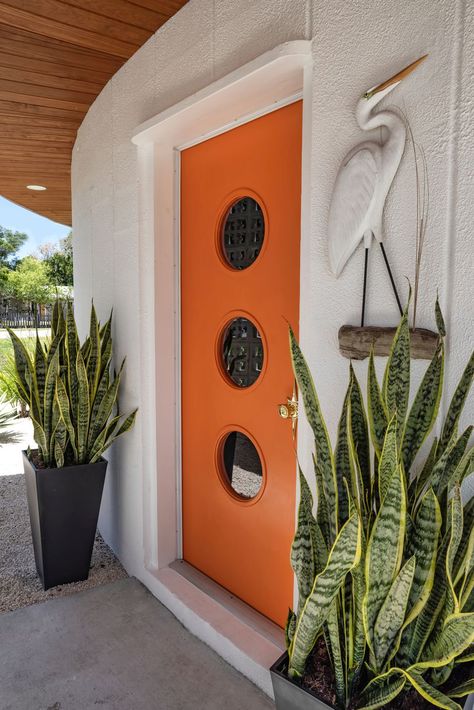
[328,146,379,277]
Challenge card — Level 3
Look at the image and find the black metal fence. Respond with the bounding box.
[0,301,52,329]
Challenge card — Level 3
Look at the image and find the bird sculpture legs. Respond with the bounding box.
[360,241,403,327]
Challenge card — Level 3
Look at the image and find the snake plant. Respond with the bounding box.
[286,297,474,709]
[7,301,137,467]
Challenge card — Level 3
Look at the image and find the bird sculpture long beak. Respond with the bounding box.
[364,55,428,99]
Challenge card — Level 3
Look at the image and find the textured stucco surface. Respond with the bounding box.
[72,0,473,623]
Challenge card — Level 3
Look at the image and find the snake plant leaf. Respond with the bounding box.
[292,470,327,614]
[416,612,474,669]
[373,556,416,671]
[405,534,449,666]
[51,300,60,338]
[76,349,90,463]
[29,415,48,464]
[55,376,77,459]
[454,498,474,586]
[49,394,60,462]
[65,301,79,423]
[363,465,406,654]
[431,660,454,687]
[89,408,137,463]
[285,610,297,650]
[382,307,410,432]
[34,333,47,415]
[450,447,474,492]
[457,528,474,601]
[313,455,331,547]
[443,429,474,493]
[350,541,366,690]
[435,295,447,338]
[445,486,464,615]
[327,601,345,706]
[439,350,474,454]
[357,669,406,710]
[447,678,474,698]
[460,570,474,610]
[402,343,444,473]
[87,360,124,454]
[334,381,350,524]
[349,365,371,493]
[413,437,438,505]
[404,670,461,710]
[378,416,398,503]
[288,512,361,678]
[430,431,460,495]
[367,351,387,457]
[404,489,441,627]
[289,327,338,542]
[7,328,34,403]
[87,303,101,404]
[43,346,61,458]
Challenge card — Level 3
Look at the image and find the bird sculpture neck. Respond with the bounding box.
[358,103,407,169]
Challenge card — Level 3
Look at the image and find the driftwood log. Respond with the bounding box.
[338,325,439,360]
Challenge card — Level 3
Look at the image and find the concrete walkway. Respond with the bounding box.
[0,577,274,710]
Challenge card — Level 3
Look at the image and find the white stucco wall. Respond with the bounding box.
[72,0,473,603]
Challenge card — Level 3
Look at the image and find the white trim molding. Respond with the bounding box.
[132,41,312,696]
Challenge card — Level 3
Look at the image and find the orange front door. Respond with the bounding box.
[181,101,302,626]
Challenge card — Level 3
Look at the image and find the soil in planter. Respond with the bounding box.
[291,638,472,709]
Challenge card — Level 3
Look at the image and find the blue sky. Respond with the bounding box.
[0,196,70,258]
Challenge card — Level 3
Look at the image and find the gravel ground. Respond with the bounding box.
[0,417,128,614]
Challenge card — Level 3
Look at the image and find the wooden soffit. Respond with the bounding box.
[0,0,188,226]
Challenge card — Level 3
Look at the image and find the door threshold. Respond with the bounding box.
[170,559,284,648]
[140,561,285,697]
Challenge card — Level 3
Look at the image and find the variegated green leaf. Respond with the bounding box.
[404,670,461,710]
[446,487,463,614]
[349,365,371,493]
[34,333,47,420]
[55,376,77,459]
[357,669,406,710]
[290,327,338,542]
[413,437,438,505]
[291,470,327,615]
[404,489,441,627]
[89,409,137,462]
[334,380,350,524]
[87,303,101,403]
[435,295,446,338]
[314,455,331,547]
[363,465,406,653]
[285,610,297,651]
[327,601,345,706]
[454,498,474,586]
[444,429,473,493]
[367,352,387,457]
[439,350,474,454]
[417,612,474,669]
[447,678,474,697]
[76,349,90,463]
[382,307,410,432]
[431,660,454,687]
[373,556,416,670]
[378,416,398,502]
[288,512,361,677]
[402,343,444,473]
[43,347,61,459]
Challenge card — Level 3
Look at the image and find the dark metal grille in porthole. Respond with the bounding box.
[222,317,263,387]
[222,197,264,269]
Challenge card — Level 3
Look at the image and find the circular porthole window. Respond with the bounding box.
[221,431,263,500]
[220,317,264,388]
[221,196,264,269]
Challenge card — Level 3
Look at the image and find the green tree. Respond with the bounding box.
[43,231,73,286]
[6,256,55,305]
[0,226,28,267]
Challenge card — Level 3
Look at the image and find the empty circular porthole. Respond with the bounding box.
[221,196,265,269]
[221,431,263,500]
[220,316,264,388]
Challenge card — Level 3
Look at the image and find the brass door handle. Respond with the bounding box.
[278,396,298,421]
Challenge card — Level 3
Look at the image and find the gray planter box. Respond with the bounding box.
[270,653,334,710]
[270,653,474,710]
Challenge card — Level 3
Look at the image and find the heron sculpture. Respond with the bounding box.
[328,55,428,326]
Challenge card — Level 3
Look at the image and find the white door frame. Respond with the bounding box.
[132,41,313,696]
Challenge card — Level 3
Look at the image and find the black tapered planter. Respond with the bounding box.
[22,451,107,590]
[270,653,334,710]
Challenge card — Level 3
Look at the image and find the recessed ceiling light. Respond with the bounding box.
[26,184,47,191]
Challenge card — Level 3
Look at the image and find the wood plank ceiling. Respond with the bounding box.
[0,0,188,226]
